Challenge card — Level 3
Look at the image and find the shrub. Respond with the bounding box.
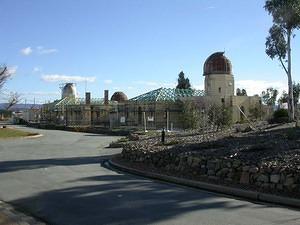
[271,108,289,123]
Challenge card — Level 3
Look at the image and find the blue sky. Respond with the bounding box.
[1,0,299,104]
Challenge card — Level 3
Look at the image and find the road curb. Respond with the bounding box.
[24,134,43,139]
[108,159,300,209]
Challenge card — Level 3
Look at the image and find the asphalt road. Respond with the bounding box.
[0,126,299,225]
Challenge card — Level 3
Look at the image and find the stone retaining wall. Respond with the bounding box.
[122,146,300,194]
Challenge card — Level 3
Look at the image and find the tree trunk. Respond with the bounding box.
[287,29,295,121]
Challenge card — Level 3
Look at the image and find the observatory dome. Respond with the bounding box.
[203,52,232,76]
[111,92,128,102]
[61,83,77,99]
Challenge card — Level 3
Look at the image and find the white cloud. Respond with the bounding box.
[236,80,287,96]
[20,47,33,56]
[33,67,41,73]
[20,46,58,56]
[42,74,96,83]
[127,86,134,90]
[193,83,204,90]
[104,79,113,84]
[36,46,58,55]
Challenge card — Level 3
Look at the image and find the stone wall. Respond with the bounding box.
[122,146,300,195]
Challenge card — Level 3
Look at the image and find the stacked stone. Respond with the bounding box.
[122,146,300,194]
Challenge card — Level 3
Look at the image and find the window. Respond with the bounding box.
[219,87,221,93]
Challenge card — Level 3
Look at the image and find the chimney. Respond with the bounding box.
[104,90,109,105]
[85,92,91,105]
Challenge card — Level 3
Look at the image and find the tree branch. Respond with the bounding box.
[274,44,289,75]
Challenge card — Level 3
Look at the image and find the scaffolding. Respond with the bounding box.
[130,88,206,102]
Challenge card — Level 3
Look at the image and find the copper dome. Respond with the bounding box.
[111,91,128,102]
[203,52,232,75]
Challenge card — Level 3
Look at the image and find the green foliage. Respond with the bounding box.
[278,91,289,104]
[261,87,278,106]
[181,100,201,129]
[0,110,12,118]
[242,89,247,96]
[249,106,263,120]
[286,128,299,140]
[236,88,247,96]
[118,137,129,142]
[265,24,287,61]
[208,105,232,129]
[274,108,288,117]
[272,108,289,123]
[278,83,300,105]
[176,71,191,89]
[293,82,300,105]
[265,0,300,121]
[265,0,300,30]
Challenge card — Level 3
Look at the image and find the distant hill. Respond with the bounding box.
[0,103,42,111]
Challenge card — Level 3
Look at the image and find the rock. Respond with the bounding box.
[240,172,250,184]
[270,174,280,184]
[224,178,233,182]
[227,172,234,179]
[207,170,215,176]
[261,183,270,189]
[242,166,250,172]
[208,176,219,181]
[226,161,232,168]
[249,166,259,173]
[233,160,241,168]
[199,166,207,175]
[284,177,295,187]
[207,160,217,170]
[191,158,201,168]
[276,184,283,190]
[128,133,139,141]
[216,168,229,178]
[257,174,269,183]
[187,156,194,166]
[242,126,253,133]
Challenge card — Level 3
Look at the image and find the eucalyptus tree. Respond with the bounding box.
[261,87,279,106]
[264,0,300,120]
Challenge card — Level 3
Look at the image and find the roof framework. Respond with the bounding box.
[130,88,205,102]
[44,97,117,110]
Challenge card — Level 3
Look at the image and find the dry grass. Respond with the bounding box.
[0,128,37,139]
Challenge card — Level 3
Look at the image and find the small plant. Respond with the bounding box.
[164,140,180,146]
[271,108,289,123]
[117,137,128,142]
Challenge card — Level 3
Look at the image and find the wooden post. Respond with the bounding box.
[143,111,147,132]
[166,110,169,132]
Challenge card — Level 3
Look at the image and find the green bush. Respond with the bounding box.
[286,128,299,140]
[271,108,289,123]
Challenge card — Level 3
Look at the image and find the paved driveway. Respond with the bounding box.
[0,126,299,225]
